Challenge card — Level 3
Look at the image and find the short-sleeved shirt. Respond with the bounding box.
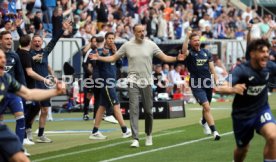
[116,39,162,85]
[17,48,35,89]
[98,48,116,80]
[183,48,213,87]
[226,61,276,119]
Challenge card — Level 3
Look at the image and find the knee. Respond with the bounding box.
[40,108,48,115]
[236,145,249,154]
[266,132,276,144]
[202,105,211,112]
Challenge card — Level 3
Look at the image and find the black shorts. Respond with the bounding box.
[0,124,23,161]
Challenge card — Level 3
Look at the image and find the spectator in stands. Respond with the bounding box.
[168,64,185,93]
[52,7,63,38]
[95,0,109,31]
[153,64,167,95]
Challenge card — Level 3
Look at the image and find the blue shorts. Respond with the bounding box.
[0,124,23,161]
[191,88,213,104]
[99,85,119,108]
[0,93,24,114]
[232,104,276,148]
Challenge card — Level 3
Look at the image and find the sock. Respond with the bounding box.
[201,117,207,125]
[38,127,44,137]
[209,125,216,133]
[48,107,52,118]
[83,97,90,115]
[92,127,98,134]
[15,116,25,144]
[121,126,127,133]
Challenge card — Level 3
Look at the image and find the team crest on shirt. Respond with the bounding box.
[4,66,13,72]
[203,53,207,57]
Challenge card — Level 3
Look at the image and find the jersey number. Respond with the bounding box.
[260,112,272,123]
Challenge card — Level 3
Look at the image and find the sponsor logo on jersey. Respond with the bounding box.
[196,59,207,66]
[248,76,254,81]
[247,85,266,96]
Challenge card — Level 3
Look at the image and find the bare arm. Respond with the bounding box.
[209,61,218,84]
[182,29,192,55]
[90,52,121,63]
[25,68,49,82]
[16,83,65,101]
[82,43,92,54]
[214,81,246,95]
[156,52,187,63]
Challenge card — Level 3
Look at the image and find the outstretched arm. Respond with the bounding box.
[214,81,246,95]
[156,52,187,63]
[16,82,66,101]
[89,51,121,63]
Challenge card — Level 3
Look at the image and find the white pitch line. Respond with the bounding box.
[33,130,184,162]
[101,131,233,162]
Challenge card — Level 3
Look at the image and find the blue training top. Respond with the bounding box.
[98,48,116,80]
[226,61,276,119]
[183,48,213,87]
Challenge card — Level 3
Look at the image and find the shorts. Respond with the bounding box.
[0,124,23,161]
[0,93,24,114]
[35,81,51,107]
[191,87,213,105]
[232,104,276,148]
[99,85,119,109]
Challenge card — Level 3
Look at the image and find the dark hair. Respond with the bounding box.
[105,32,115,39]
[96,36,104,43]
[133,24,142,32]
[0,31,11,39]
[32,34,42,40]
[247,39,271,53]
[19,35,31,47]
[90,36,97,42]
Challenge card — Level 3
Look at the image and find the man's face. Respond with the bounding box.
[32,36,43,51]
[106,34,115,47]
[134,25,145,42]
[190,36,200,49]
[0,33,12,51]
[0,51,6,76]
[251,46,269,69]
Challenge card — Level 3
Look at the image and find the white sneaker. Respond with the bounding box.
[26,128,33,141]
[47,117,54,121]
[199,119,211,135]
[213,131,221,141]
[130,139,139,148]
[89,131,107,140]
[103,115,118,124]
[23,138,35,145]
[36,135,53,143]
[145,135,153,146]
[23,147,31,157]
[122,128,132,138]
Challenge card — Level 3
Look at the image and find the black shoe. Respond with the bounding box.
[83,114,89,121]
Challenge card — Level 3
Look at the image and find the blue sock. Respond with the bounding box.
[16,116,25,144]
[92,127,98,134]
[38,127,44,137]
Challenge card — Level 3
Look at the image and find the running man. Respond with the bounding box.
[215,39,276,162]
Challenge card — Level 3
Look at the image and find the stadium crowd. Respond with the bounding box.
[0,0,276,161]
